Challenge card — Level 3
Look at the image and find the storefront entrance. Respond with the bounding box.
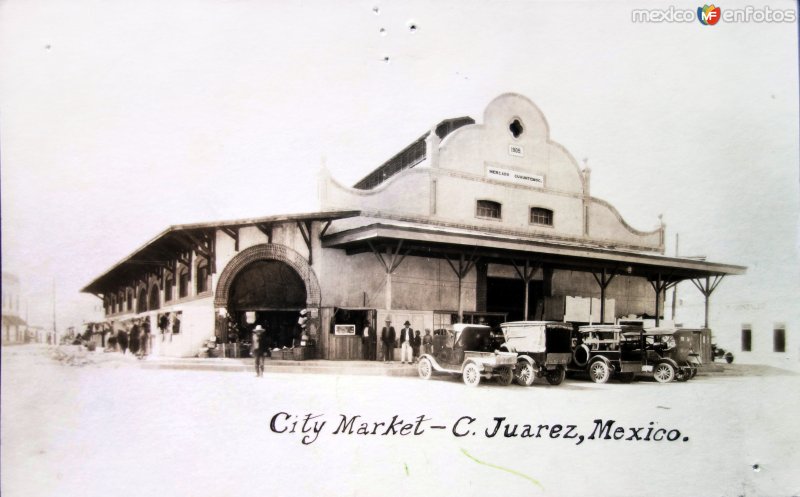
[486,277,544,322]
[225,259,307,357]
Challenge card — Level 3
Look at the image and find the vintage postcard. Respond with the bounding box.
[2,1,798,496]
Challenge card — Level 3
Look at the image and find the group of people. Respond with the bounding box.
[362,317,433,364]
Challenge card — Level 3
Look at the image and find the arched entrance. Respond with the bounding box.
[214,244,321,353]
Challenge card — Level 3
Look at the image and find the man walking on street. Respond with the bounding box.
[252,325,268,377]
[380,317,395,363]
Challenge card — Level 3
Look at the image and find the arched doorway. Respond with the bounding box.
[227,259,307,350]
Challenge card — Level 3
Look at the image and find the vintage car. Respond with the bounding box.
[497,321,573,386]
[570,325,699,383]
[417,324,518,387]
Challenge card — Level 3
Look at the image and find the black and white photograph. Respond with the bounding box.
[1,1,798,496]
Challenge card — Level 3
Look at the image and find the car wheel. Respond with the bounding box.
[496,367,513,386]
[418,358,433,380]
[617,373,635,383]
[515,360,535,387]
[545,366,566,385]
[588,360,610,384]
[573,344,590,367]
[689,367,698,379]
[724,352,734,364]
[462,363,481,387]
[676,368,688,382]
[654,362,675,383]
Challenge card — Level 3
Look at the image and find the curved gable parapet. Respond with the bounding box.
[319,163,432,216]
[436,93,585,195]
[588,197,665,250]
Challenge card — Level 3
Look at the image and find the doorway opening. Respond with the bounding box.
[486,277,544,322]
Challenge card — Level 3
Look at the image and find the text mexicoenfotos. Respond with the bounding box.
[269,412,690,446]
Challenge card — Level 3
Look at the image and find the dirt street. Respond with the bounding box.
[2,345,799,497]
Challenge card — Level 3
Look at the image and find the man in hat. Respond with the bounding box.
[251,325,268,377]
[362,316,376,361]
[399,320,414,364]
[380,317,396,363]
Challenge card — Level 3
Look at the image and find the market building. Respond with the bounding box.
[82,93,745,360]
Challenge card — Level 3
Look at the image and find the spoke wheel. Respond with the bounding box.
[515,360,535,387]
[654,362,675,383]
[496,367,513,386]
[462,363,481,387]
[545,366,566,386]
[418,358,433,380]
[589,360,610,384]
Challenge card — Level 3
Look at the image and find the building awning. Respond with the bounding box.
[321,222,746,282]
[82,210,361,296]
[2,315,27,327]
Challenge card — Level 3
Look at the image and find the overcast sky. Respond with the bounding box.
[1,0,798,330]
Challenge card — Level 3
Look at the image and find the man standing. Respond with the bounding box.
[380,317,395,363]
[252,325,267,377]
[362,317,376,361]
[399,321,413,364]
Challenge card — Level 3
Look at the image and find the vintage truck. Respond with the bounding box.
[497,321,573,386]
[417,324,517,387]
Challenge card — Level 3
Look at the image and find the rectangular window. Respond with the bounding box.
[774,326,786,353]
[165,277,173,302]
[476,200,501,219]
[530,207,553,226]
[741,326,752,352]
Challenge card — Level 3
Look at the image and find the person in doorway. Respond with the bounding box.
[362,317,376,361]
[412,330,421,363]
[380,317,396,363]
[251,325,267,377]
[422,329,433,355]
[399,321,413,364]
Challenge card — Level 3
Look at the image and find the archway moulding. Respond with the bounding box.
[214,243,321,308]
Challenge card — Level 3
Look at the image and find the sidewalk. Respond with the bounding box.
[139,356,421,377]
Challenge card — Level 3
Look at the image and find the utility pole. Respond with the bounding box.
[52,278,58,345]
[671,234,679,321]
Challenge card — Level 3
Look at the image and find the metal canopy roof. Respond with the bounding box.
[82,210,360,295]
[321,222,746,282]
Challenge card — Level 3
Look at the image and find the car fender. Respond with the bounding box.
[588,355,613,372]
[515,354,539,371]
[419,354,449,373]
[657,357,680,370]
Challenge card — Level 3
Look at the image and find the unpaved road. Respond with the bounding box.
[3,345,799,497]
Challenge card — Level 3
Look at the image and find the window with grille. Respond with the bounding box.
[476,200,501,219]
[774,326,786,353]
[530,207,553,226]
[741,325,752,352]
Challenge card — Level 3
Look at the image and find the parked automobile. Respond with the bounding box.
[711,343,735,363]
[417,324,517,387]
[497,321,573,386]
[570,325,698,383]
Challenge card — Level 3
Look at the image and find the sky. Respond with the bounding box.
[1,0,798,331]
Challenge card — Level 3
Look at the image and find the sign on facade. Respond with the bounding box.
[486,166,544,188]
[334,324,356,335]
